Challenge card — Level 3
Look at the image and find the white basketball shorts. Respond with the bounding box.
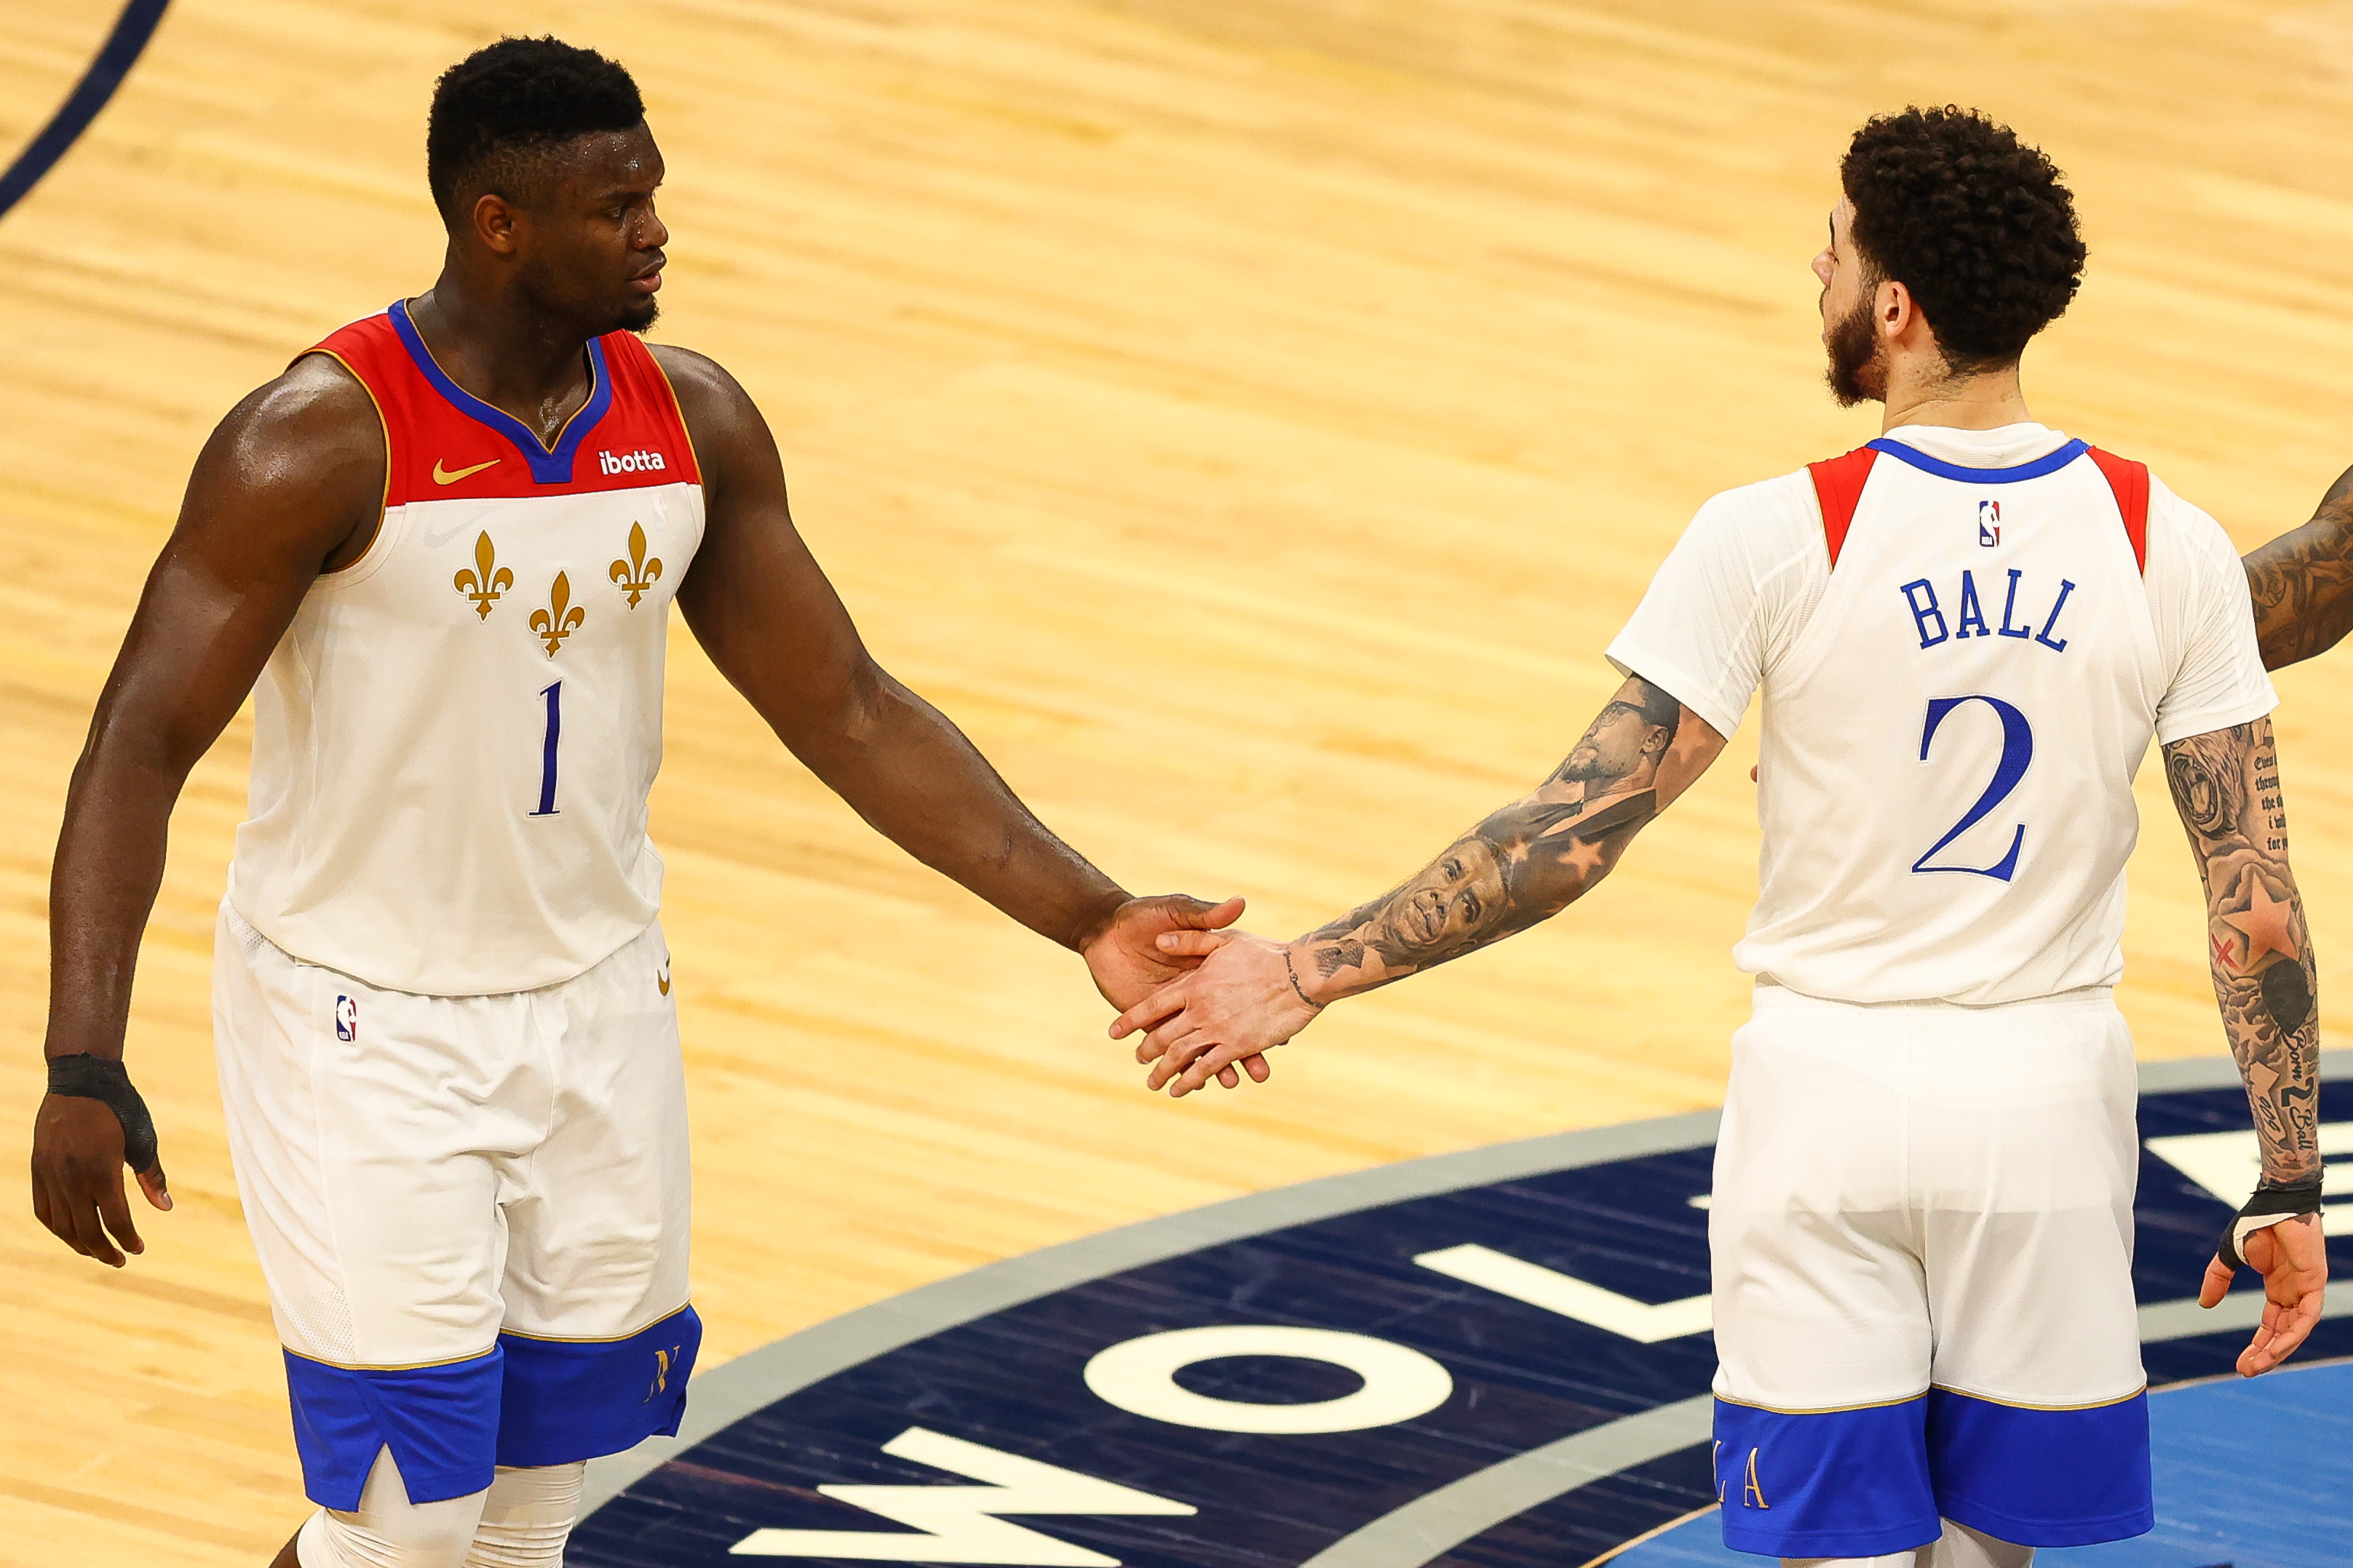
[213,899,699,1510]
[1707,984,2152,1559]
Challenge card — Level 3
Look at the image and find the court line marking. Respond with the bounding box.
[581,1049,2340,1520]
[0,0,173,221]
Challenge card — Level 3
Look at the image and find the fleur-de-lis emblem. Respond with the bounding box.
[529,572,585,656]
[452,532,512,619]
[609,522,663,608]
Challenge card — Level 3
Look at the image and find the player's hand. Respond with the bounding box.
[1079,894,1266,1089]
[30,1091,170,1269]
[2200,1211,2325,1377]
[1112,932,1317,1097]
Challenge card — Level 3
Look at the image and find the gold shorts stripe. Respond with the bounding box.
[1713,1388,1929,1415]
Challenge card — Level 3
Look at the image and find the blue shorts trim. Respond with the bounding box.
[281,1305,702,1508]
[1928,1386,2153,1548]
[1715,1395,1939,1559]
[495,1305,702,1468]
[283,1348,504,1510]
[1713,1388,2155,1557]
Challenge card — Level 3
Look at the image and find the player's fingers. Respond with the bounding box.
[1215,1064,1239,1089]
[1111,985,1188,1041]
[1154,930,1234,958]
[30,1173,75,1254]
[1176,1043,1251,1097]
[136,1161,172,1211]
[2198,1254,2234,1309]
[1146,1032,1207,1091]
[1243,1052,1271,1083]
[1167,896,1245,931]
[94,1166,144,1258]
[62,1178,124,1267]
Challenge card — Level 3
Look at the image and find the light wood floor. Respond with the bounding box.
[7,0,2353,1559]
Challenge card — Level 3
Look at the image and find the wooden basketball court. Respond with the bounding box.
[4,1,2352,1559]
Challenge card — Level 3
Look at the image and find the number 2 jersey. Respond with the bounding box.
[226,301,705,995]
[1606,422,2274,1007]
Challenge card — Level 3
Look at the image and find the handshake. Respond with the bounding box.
[1079,892,1330,1099]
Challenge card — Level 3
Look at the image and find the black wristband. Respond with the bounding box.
[46,1053,159,1172]
[2216,1179,2324,1271]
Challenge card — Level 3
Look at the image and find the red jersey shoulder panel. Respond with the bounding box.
[1807,445,1880,570]
[2085,447,2150,576]
[297,306,701,507]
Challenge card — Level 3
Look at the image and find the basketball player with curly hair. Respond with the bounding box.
[1120,108,2327,1567]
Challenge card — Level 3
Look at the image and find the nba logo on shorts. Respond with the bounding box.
[1977,498,2001,546]
[334,995,358,1042]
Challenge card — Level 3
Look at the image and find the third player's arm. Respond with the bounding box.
[1113,674,1728,1093]
[2164,717,2320,1186]
[2245,463,2353,671]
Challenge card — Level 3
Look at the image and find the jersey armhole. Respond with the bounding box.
[292,348,392,577]
[2086,447,2150,575]
[1806,446,1879,570]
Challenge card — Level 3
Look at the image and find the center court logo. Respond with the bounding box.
[598,448,668,476]
[568,1061,2352,1567]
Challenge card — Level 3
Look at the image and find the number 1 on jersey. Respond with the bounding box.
[531,680,561,816]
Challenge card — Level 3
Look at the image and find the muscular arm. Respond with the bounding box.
[2164,718,2320,1185]
[655,346,1239,1011]
[1115,674,1729,1092]
[33,356,380,1265]
[2245,463,2353,670]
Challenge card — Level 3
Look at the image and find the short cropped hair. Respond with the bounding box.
[1841,107,2087,369]
[426,37,645,226]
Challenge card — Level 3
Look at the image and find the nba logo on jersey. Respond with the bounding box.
[334,995,358,1042]
[1977,498,2001,546]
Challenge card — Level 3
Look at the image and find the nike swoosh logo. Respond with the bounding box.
[433,457,500,485]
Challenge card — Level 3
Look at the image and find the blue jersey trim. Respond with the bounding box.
[1865,436,2089,485]
[1927,1387,2154,1547]
[282,1347,504,1510]
[495,1305,702,1468]
[386,299,611,485]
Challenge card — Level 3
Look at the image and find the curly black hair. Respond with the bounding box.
[1841,107,2086,370]
[426,37,645,226]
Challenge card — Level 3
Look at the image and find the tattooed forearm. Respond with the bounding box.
[2165,718,2320,1185]
[2245,462,2353,671]
[1291,675,1726,1001]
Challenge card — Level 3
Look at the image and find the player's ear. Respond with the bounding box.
[471,191,522,255]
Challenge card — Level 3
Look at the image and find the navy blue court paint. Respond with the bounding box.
[576,1057,2353,1567]
[0,0,172,221]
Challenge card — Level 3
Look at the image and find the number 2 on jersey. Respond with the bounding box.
[531,680,561,817]
[1912,695,2031,881]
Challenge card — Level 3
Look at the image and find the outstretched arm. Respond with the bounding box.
[656,346,1250,1054]
[1113,674,1727,1094]
[2245,463,2353,671]
[2163,717,2327,1374]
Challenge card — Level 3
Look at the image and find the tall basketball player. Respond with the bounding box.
[26,38,1262,1568]
[1116,108,2326,1567]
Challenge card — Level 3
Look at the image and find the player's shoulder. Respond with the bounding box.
[2138,469,2245,582]
[207,352,384,496]
[1673,466,1825,565]
[646,342,751,416]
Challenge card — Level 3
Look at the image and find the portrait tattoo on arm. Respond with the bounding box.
[1296,674,1723,998]
[2164,719,2321,1185]
[2245,462,2353,672]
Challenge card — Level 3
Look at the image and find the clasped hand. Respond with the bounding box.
[1110,928,1322,1097]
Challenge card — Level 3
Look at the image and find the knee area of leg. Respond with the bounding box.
[464,1462,584,1568]
[297,1499,482,1568]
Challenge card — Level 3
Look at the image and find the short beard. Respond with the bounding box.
[617,296,661,335]
[1824,290,1885,407]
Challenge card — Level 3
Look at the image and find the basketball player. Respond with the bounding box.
[2247,475,2353,669]
[1116,108,2326,1567]
[25,38,1263,1568]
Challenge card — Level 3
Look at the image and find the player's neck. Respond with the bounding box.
[407,274,596,432]
[1876,357,2031,434]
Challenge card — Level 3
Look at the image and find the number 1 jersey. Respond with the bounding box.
[226,302,706,996]
[1606,422,2274,1007]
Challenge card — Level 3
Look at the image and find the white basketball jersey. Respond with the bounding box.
[227,303,705,995]
[1609,423,2274,1006]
